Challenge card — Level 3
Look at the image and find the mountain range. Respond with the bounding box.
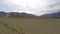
[0,11,60,18]
[41,11,60,17]
[0,11,37,18]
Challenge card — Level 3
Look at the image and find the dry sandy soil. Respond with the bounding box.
[0,18,60,34]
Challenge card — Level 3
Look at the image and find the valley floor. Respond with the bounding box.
[0,18,60,34]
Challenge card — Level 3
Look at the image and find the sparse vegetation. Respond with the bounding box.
[0,17,60,34]
[0,18,25,34]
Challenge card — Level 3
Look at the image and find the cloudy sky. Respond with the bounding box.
[0,0,60,16]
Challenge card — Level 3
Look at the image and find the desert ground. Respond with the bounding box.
[0,18,60,34]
